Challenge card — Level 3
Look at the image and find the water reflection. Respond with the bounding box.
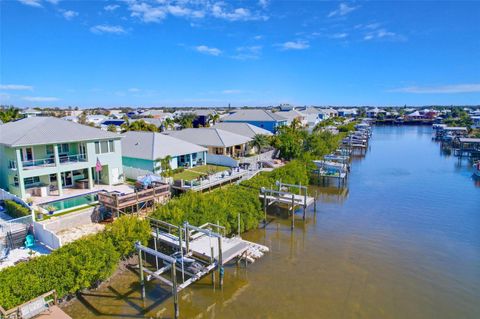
[65,126,480,319]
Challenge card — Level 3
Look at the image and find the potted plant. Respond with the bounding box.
[46,205,56,215]
[25,197,33,206]
[36,210,44,220]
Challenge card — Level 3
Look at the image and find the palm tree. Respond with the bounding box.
[0,106,21,123]
[155,155,173,176]
[163,117,175,131]
[250,134,270,154]
[209,113,220,125]
[290,118,302,131]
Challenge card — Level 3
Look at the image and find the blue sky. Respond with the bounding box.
[1,0,479,108]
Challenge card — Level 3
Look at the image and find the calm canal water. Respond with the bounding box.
[64,125,480,319]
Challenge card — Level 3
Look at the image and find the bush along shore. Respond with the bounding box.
[0,216,150,310]
[0,122,353,310]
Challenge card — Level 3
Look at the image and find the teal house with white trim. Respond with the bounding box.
[121,131,207,176]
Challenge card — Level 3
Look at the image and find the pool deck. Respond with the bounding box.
[32,184,135,206]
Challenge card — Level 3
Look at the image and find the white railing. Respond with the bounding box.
[0,215,33,236]
[59,154,87,164]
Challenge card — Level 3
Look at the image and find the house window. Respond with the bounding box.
[46,145,54,155]
[8,160,17,169]
[101,141,109,153]
[13,176,18,187]
[95,142,100,154]
[108,140,115,152]
[59,143,69,153]
[24,176,40,186]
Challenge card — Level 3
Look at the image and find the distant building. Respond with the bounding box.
[21,108,42,118]
[122,131,207,174]
[212,122,272,139]
[165,128,252,157]
[221,109,287,133]
[277,109,307,126]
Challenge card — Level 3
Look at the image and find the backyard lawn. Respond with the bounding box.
[171,165,229,181]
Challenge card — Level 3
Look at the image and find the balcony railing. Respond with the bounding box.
[22,158,55,169]
[59,154,87,165]
[21,154,87,170]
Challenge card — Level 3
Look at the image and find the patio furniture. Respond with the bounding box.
[25,234,35,248]
[19,293,55,319]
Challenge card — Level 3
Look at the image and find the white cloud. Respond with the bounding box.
[17,0,42,8]
[253,35,263,40]
[390,84,480,94]
[258,0,269,9]
[90,25,126,34]
[22,96,60,102]
[128,88,140,92]
[222,89,242,94]
[128,1,167,23]
[233,45,262,60]
[104,4,120,11]
[195,45,222,56]
[45,0,60,4]
[0,84,33,90]
[328,3,358,18]
[0,93,11,101]
[211,2,267,21]
[280,40,310,50]
[364,29,406,41]
[331,32,348,39]
[61,10,79,20]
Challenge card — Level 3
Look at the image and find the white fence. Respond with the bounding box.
[238,150,276,166]
[123,166,153,180]
[33,222,62,250]
[206,154,238,167]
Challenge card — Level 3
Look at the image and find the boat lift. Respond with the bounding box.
[136,218,269,318]
[260,180,315,230]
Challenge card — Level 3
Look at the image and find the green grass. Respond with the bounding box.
[190,164,229,174]
[39,204,97,221]
[171,165,230,181]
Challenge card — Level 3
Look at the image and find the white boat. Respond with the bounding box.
[313,160,349,172]
[324,154,350,162]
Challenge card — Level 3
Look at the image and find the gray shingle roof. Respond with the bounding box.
[212,122,272,139]
[222,109,287,122]
[164,128,251,147]
[122,131,207,161]
[0,117,121,147]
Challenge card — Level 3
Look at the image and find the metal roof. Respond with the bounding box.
[212,122,272,138]
[222,109,287,122]
[164,128,251,147]
[0,117,121,147]
[122,131,207,161]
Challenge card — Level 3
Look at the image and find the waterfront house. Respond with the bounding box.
[472,116,480,129]
[277,109,307,126]
[366,108,386,118]
[193,109,216,127]
[121,131,207,176]
[0,117,124,200]
[86,114,108,126]
[165,128,251,157]
[21,108,42,118]
[61,115,79,123]
[212,122,272,139]
[221,109,287,133]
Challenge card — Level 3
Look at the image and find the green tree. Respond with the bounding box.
[155,155,173,176]
[162,117,175,131]
[176,113,196,128]
[209,113,220,125]
[107,124,117,132]
[123,120,158,132]
[0,106,21,123]
[250,134,270,153]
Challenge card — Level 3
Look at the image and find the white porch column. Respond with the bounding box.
[87,167,94,189]
[15,149,26,198]
[56,171,63,196]
[189,154,193,167]
[53,144,60,166]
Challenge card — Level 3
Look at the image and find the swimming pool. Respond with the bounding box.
[40,192,98,212]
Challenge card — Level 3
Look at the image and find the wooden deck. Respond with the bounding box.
[260,193,314,209]
[98,183,170,213]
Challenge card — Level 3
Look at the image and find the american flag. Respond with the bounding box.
[95,158,102,172]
